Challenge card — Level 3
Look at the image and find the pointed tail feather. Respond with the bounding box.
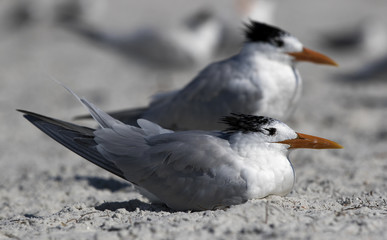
[74,107,147,126]
[53,80,121,129]
[18,109,126,180]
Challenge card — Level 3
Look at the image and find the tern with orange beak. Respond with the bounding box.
[19,89,342,211]
[80,21,337,130]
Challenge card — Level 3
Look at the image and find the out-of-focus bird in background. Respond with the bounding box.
[323,17,387,81]
[3,0,283,68]
[76,21,337,130]
[338,54,387,81]
[65,8,223,70]
[4,0,82,29]
[64,0,283,67]
[19,88,342,211]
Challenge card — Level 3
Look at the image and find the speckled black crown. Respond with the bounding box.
[244,21,289,45]
[221,113,275,134]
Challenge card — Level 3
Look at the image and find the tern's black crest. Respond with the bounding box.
[221,113,276,135]
[245,21,289,46]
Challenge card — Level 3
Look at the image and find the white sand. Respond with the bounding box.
[1,0,386,239]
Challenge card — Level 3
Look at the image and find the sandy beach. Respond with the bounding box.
[0,0,386,239]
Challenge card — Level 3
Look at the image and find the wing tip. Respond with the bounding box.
[17,108,127,180]
[17,109,46,123]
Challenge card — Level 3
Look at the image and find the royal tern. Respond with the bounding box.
[19,88,342,211]
[82,21,337,130]
[67,9,222,69]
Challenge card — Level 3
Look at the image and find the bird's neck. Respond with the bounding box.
[228,133,295,198]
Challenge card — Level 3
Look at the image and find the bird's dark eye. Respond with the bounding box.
[264,128,277,136]
[274,39,284,47]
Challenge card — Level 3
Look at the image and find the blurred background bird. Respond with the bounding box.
[65,8,223,71]
[4,0,82,29]
[4,0,282,70]
[322,17,387,81]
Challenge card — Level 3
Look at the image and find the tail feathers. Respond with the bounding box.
[74,107,147,126]
[79,98,123,129]
[137,119,173,136]
[18,110,126,180]
[54,81,120,129]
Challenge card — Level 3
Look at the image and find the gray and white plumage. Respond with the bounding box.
[19,87,342,211]
[90,21,337,130]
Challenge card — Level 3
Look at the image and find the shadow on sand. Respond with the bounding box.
[75,175,131,192]
[74,175,175,212]
[95,199,173,212]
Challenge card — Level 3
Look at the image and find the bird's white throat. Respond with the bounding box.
[228,132,295,198]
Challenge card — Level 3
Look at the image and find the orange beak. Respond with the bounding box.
[287,47,338,66]
[278,132,343,149]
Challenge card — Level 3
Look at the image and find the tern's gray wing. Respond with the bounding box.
[96,128,248,211]
[145,132,249,210]
[18,110,125,179]
[75,59,263,130]
[142,59,263,130]
[18,106,174,186]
